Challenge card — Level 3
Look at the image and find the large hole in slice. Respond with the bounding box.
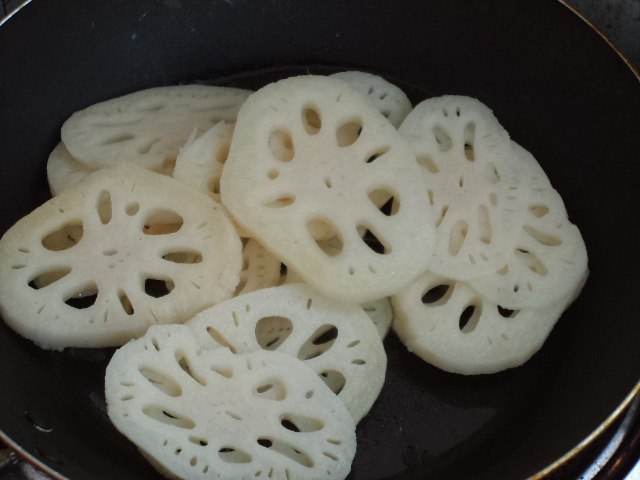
[64,282,98,310]
[297,325,338,360]
[253,379,287,401]
[528,204,550,218]
[459,303,482,333]
[143,209,184,235]
[142,406,195,429]
[162,250,203,264]
[514,249,548,275]
[368,188,399,216]
[139,367,182,397]
[144,278,174,298]
[28,267,72,289]
[307,219,343,256]
[416,154,439,173]
[336,119,362,147]
[523,225,562,246]
[96,190,112,225]
[433,126,453,152]
[218,447,252,464]
[319,370,346,395]
[421,283,453,306]
[41,223,84,251]
[256,316,293,351]
[302,105,322,135]
[256,437,313,468]
[497,306,520,318]
[118,289,134,315]
[280,414,324,433]
[269,130,295,162]
[359,226,391,255]
[365,146,390,164]
[206,327,237,353]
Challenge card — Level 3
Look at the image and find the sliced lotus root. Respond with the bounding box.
[221,75,436,303]
[399,95,523,280]
[468,142,588,309]
[392,271,580,374]
[234,238,283,297]
[330,71,412,128]
[172,121,234,203]
[105,324,356,480]
[46,142,97,196]
[187,283,386,423]
[0,164,242,349]
[61,84,250,171]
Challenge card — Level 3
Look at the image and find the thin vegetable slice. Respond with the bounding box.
[0,164,242,349]
[61,85,250,171]
[221,75,436,303]
[392,271,582,375]
[399,95,522,280]
[46,142,96,196]
[468,142,588,308]
[187,283,387,423]
[106,324,356,480]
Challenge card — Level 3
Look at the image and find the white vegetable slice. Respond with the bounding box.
[173,121,234,202]
[234,238,282,296]
[61,85,250,171]
[330,71,412,128]
[392,271,580,375]
[399,95,522,280]
[46,142,97,196]
[468,142,589,308]
[187,283,387,423]
[0,164,242,349]
[221,75,436,303]
[105,324,356,480]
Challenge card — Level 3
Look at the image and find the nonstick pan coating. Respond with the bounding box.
[1,1,639,479]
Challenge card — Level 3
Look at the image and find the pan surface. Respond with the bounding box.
[1,1,639,479]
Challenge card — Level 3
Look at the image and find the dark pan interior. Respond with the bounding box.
[1,1,639,479]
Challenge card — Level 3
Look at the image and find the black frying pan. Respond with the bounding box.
[1,1,639,479]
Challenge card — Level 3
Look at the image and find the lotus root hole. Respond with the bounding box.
[218,447,252,464]
[139,367,182,397]
[319,370,346,395]
[143,209,183,235]
[464,122,476,161]
[336,119,362,147]
[175,352,207,386]
[188,436,209,447]
[302,105,322,135]
[528,204,550,218]
[206,327,237,353]
[142,406,195,429]
[433,126,453,152]
[421,284,453,307]
[269,130,295,162]
[360,226,391,255]
[365,146,390,163]
[307,219,343,256]
[256,316,293,350]
[256,437,313,467]
[435,205,449,228]
[448,221,468,256]
[478,205,493,245]
[207,175,221,195]
[523,225,562,246]
[459,303,482,333]
[118,289,134,315]
[417,154,439,173]
[264,195,296,209]
[497,306,520,318]
[514,249,549,276]
[125,202,140,216]
[280,414,324,433]
[28,267,72,290]
[267,169,279,180]
[253,380,287,401]
[368,189,400,216]
[42,223,84,251]
[162,251,203,264]
[297,325,338,360]
[96,190,113,225]
[64,282,98,310]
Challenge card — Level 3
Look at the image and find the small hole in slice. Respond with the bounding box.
[269,130,295,162]
[302,106,322,135]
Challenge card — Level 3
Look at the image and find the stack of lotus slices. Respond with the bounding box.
[0,72,587,480]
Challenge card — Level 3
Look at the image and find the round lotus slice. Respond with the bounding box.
[0,164,242,349]
[221,75,436,303]
[399,95,522,280]
[106,324,356,480]
[46,142,97,195]
[468,143,588,309]
[392,271,579,375]
[173,121,234,203]
[330,71,412,128]
[234,238,283,296]
[187,283,387,423]
[61,85,250,171]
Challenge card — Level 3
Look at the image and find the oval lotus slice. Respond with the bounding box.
[61,85,250,170]
[330,70,412,127]
[0,164,242,349]
[105,324,356,480]
[187,283,386,423]
[468,142,588,309]
[392,271,581,375]
[221,75,436,303]
[399,95,522,280]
